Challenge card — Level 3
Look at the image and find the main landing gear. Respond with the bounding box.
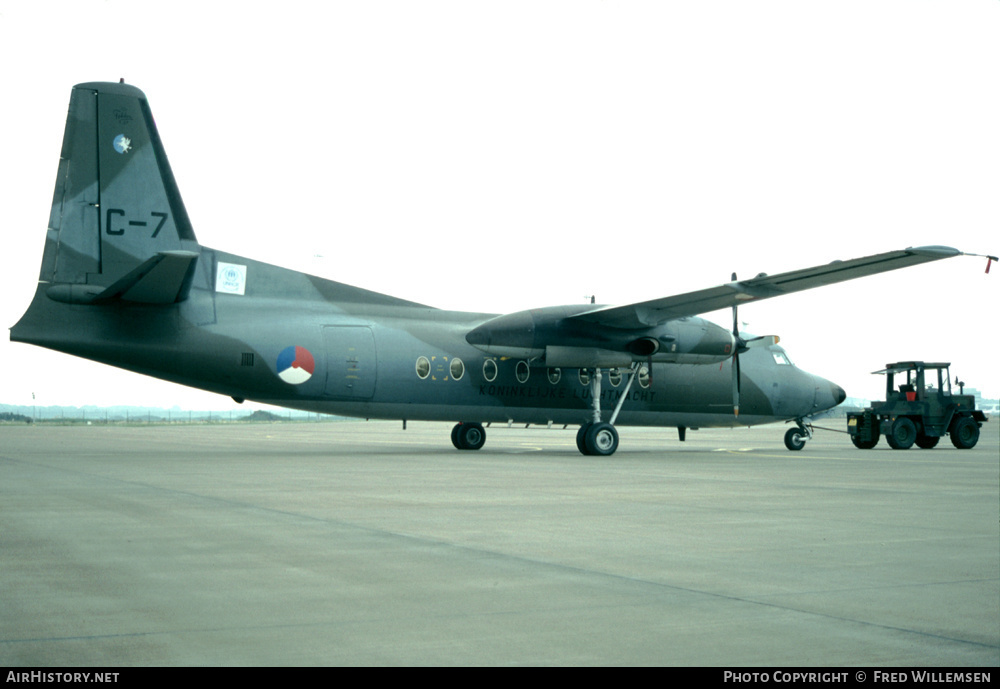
[450,418,621,455]
[576,422,619,456]
[576,363,641,456]
[450,363,641,456]
[451,421,486,451]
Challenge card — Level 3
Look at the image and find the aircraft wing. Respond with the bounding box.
[569,245,965,329]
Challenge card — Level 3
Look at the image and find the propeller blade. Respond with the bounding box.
[731,272,739,339]
[732,352,741,417]
[741,335,780,351]
[731,271,740,416]
[727,271,780,415]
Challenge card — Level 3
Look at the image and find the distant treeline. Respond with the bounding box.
[0,412,32,424]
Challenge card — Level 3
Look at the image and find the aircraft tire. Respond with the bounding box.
[576,423,592,455]
[584,422,619,456]
[886,417,917,450]
[453,422,486,451]
[784,427,806,451]
[950,416,979,449]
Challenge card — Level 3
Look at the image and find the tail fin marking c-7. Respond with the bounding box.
[40,81,198,295]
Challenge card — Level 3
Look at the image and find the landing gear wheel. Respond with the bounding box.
[451,422,486,451]
[583,422,619,456]
[950,416,980,449]
[915,433,939,449]
[886,417,916,450]
[784,427,806,451]
[576,423,593,455]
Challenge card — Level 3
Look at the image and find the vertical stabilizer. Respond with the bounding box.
[40,81,198,289]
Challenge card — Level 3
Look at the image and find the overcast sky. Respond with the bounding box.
[1,0,997,411]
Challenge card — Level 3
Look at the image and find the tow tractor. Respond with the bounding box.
[847,361,987,450]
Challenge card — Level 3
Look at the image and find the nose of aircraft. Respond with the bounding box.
[835,383,847,405]
[813,375,847,412]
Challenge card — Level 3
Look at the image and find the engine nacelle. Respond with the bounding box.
[466,306,736,365]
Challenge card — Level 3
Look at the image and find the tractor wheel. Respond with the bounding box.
[886,417,917,450]
[851,435,879,449]
[950,416,980,450]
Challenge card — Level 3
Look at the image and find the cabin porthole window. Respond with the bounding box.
[516,361,530,384]
[579,369,590,386]
[483,359,498,382]
[609,368,622,387]
[450,358,465,381]
[638,365,651,388]
[547,367,561,385]
[416,356,430,380]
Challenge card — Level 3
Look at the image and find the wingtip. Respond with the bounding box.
[903,245,962,257]
[905,245,998,273]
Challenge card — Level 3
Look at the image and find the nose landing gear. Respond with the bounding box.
[784,419,813,451]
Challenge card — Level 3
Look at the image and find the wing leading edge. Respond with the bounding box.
[570,245,967,329]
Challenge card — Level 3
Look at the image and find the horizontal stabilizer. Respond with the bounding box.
[46,251,199,305]
[96,251,199,304]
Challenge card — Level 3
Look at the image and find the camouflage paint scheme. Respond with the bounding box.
[11,82,975,453]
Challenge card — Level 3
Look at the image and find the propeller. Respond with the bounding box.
[728,272,779,416]
[731,273,741,417]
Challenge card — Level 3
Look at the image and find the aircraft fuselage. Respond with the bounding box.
[13,246,841,430]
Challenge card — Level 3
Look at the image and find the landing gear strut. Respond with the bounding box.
[576,363,640,456]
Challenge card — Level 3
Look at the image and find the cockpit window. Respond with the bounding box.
[772,350,791,366]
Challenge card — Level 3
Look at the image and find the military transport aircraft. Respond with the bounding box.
[10,82,993,455]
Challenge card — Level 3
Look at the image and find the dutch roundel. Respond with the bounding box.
[276,346,315,384]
